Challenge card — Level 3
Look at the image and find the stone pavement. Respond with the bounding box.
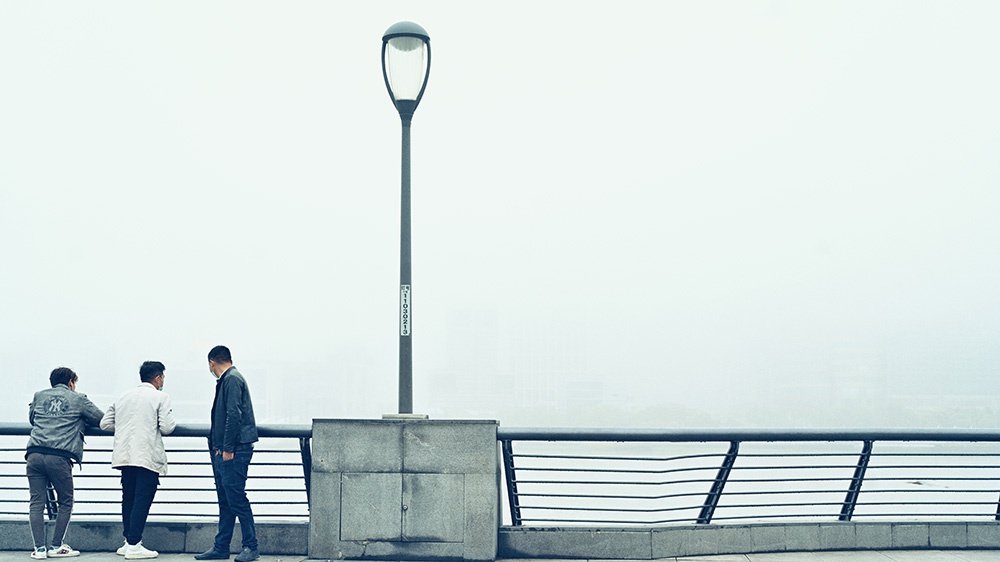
[0,552,999,562]
[669,550,1000,560]
[0,556,305,562]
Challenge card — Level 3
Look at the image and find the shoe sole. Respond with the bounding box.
[48,555,80,558]
[124,555,158,560]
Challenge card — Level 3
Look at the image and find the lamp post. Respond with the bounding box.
[382,21,430,415]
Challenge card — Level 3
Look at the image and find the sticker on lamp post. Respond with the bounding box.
[400,284,411,337]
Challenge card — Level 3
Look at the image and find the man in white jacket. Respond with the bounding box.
[101,361,176,560]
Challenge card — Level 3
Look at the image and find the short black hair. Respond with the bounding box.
[50,367,77,387]
[208,345,232,364]
[139,361,165,383]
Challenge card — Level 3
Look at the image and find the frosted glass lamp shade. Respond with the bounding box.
[382,22,431,118]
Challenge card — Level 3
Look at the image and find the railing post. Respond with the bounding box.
[299,437,312,508]
[500,439,523,526]
[698,440,740,524]
[840,440,873,521]
[45,483,58,520]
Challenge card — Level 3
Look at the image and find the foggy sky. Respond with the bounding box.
[1,2,998,428]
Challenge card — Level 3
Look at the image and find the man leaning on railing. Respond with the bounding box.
[101,361,177,560]
[25,367,105,560]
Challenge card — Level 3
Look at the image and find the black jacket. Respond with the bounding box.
[210,367,258,452]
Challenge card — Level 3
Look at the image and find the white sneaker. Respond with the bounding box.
[116,541,128,556]
[46,545,79,558]
[124,542,158,560]
[30,548,47,560]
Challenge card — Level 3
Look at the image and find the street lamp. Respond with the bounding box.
[382,21,430,415]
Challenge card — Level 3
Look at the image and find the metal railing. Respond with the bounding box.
[499,428,1000,526]
[10,424,1000,527]
[0,423,311,520]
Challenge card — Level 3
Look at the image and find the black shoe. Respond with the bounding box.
[194,550,229,560]
[234,548,258,562]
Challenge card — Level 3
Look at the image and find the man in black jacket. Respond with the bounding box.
[195,346,259,562]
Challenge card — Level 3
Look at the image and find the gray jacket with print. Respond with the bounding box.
[26,384,105,463]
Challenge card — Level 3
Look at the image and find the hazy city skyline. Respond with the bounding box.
[1,2,998,428]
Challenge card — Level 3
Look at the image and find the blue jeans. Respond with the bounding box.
[211,447,257,551]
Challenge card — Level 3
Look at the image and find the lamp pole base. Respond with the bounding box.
[382,413,430,420]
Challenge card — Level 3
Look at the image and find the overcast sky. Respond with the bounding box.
[1,2,998,428]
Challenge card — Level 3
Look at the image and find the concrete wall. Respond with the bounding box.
[499,522,1000,559]
[309,419,499,561]
[0,520,307,555]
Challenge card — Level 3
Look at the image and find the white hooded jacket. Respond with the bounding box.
[100,383,176,475]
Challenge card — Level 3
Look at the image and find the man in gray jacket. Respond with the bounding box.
[26,367,105,559]
[101,361,176,560]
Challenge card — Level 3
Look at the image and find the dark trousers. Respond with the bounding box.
[211,447,257,551]
[121,466,159,545]
[26,453,74,549]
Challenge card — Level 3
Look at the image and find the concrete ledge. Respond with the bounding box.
[499,528,652,559]
[0,520,307,555]
[499,522,1000,559]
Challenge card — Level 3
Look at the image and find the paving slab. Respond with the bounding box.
[672,551,1000,562]
[951,553,1000,562]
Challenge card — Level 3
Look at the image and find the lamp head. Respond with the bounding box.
[382,21,431,122]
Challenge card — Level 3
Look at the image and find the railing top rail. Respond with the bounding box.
[497,427,1000,443]
[0,422,312,439]
[6,423,998,443]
